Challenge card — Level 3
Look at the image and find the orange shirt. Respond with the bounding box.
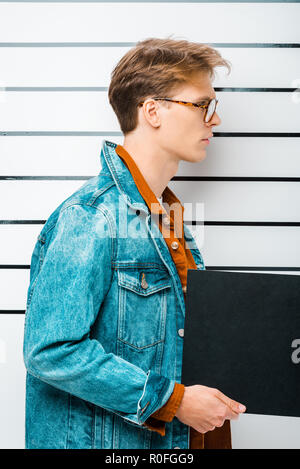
[115,144,231,449]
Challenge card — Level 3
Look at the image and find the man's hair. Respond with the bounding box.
[108,37,231,135]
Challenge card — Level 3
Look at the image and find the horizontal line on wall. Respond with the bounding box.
[0,310,26,314]
[212,132,300,137]
[2,265,300,270]
[215,88,297,92]
[172,177,300,182]
[0,1,298,3]
[0,43,299,48]
[0,176,91,180]
[2,87,297,92]
[206,266,300,271]
[1,132,300,137]
[0,220,46,224]
[0,131,122,136]
[4,87,108,92]
[2,176,300,182]
[1,220,300,227]
[188,221,300,226]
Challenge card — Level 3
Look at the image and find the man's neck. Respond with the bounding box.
[121,137,179,199]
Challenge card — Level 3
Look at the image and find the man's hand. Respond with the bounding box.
[175,385,246,433]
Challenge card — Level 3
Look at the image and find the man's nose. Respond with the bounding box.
[209,111,221,127]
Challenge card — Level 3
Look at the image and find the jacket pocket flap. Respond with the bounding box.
[117,269,172,296]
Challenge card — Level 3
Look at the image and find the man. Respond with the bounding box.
[23,37,246,449]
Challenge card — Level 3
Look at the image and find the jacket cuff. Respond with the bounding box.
[142,383,185,436]
[151,382,185,421]
[136,370,175,425]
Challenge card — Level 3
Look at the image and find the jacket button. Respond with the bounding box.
[178,329,184,337]
[171,241,179,250]
[141,273,148,289]
[162,215,170,226]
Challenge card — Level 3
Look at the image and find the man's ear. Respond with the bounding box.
[142,100,161,129]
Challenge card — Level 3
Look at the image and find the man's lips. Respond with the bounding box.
[201,133,213,145]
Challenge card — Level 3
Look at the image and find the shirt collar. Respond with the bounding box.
[115,143,186,235]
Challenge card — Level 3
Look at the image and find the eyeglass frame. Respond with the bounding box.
[138,97,218,123]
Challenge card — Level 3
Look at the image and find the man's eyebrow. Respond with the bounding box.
[195,95,215,102]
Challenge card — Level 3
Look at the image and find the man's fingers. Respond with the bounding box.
[226,409,240,420]
[215,390,246,414]
[232,400,246,413]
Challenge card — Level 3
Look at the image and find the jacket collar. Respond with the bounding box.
[100,139,150,215]
[99,139,184,219]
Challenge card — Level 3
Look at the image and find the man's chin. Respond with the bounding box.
[194,149,207,162]
[179,149,207,164]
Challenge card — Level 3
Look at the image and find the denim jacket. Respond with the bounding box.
[23,139,205,449]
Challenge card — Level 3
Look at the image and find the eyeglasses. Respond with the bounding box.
[138,97,218,123]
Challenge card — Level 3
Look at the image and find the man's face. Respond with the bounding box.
[155,73,221,163]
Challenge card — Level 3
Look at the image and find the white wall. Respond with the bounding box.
[0,1,299,449]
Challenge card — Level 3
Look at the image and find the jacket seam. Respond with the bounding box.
[103,142,128,202]
[87,180,115,206]
[66,393,71,449]
[118,280,171,294]
[91,404,96,449]
[45,202,117,267]
[41,180,115,239]
[112,263,168,270]
[117,337,163,350]
[141,381,173,425]
[139,375,174,425]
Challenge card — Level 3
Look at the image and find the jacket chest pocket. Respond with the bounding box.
[117,268,172,349]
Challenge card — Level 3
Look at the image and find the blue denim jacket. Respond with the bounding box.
[23,139,205,449]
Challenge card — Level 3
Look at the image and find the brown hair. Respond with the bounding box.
[108,36,231,135]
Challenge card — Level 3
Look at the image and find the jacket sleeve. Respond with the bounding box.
[143,383,185,436]
[23,203,175,428]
